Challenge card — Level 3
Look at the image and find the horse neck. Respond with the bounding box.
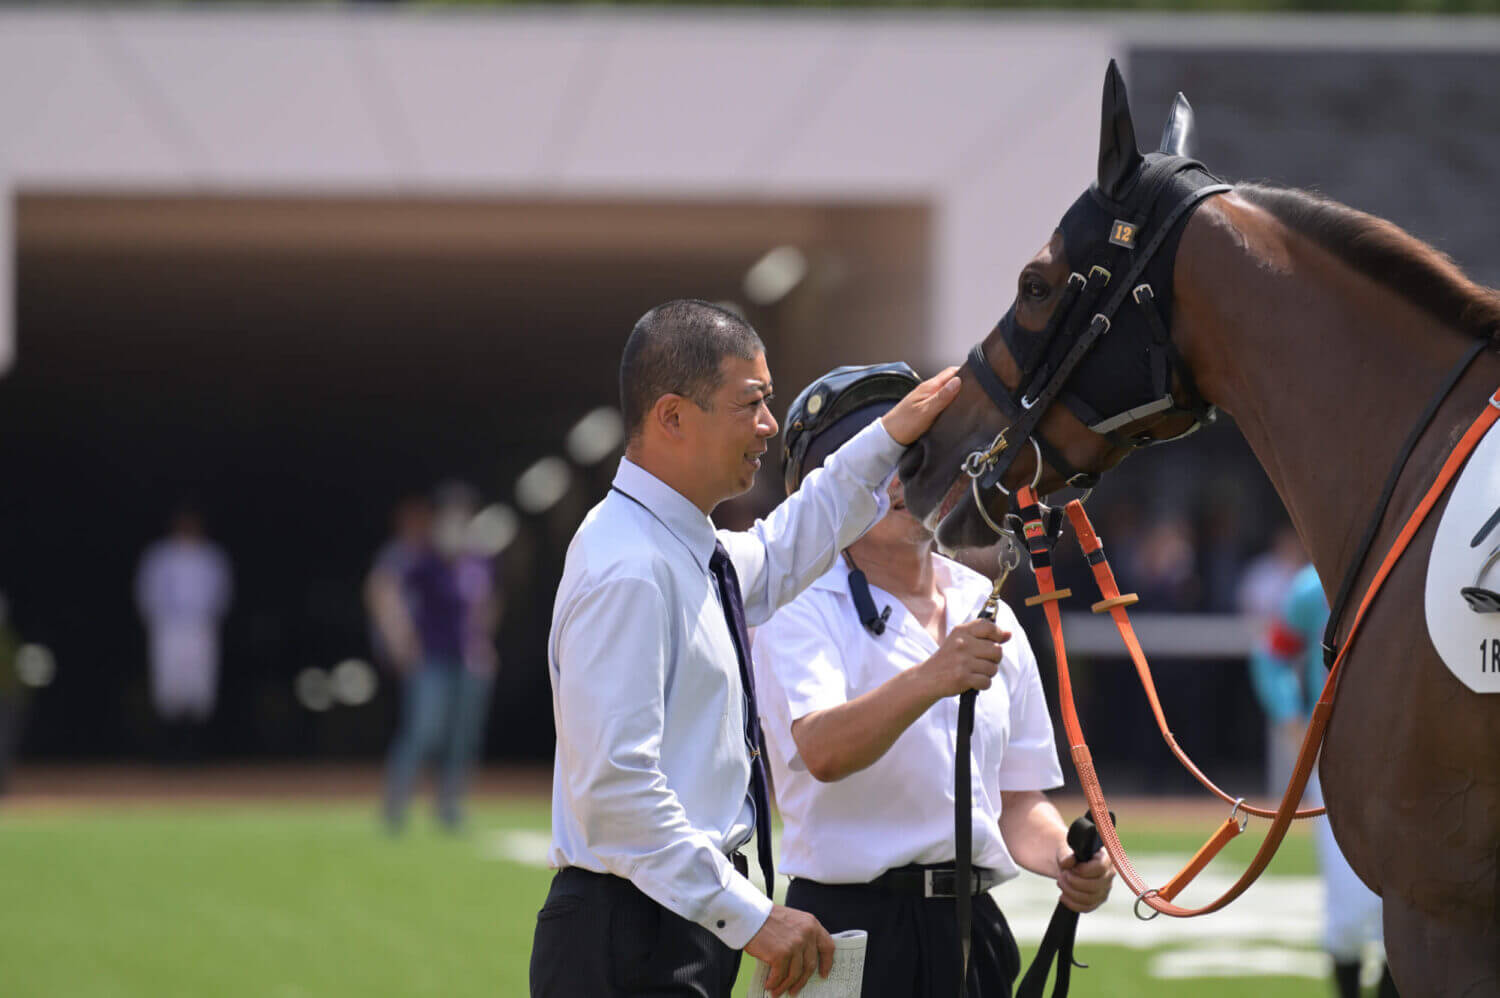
[1172,193,1476,590]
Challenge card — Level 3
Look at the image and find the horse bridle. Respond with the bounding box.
[961,161,1233,522]
[951,161,1230,998]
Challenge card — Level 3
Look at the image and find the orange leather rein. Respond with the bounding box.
[1012,386,1500,917]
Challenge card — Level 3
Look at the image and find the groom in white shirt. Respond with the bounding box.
[532,299,959,998]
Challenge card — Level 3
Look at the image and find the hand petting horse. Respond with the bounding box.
[900,60,1500,997]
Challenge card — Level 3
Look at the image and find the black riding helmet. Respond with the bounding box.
[781,362,921,496]
[781,361,921,637]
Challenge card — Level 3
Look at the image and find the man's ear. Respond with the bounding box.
[651,393,688,440]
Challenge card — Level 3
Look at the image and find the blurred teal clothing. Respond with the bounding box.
[1248,564,1326,724]
[1246,562,1385,961]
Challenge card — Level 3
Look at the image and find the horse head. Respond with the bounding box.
[902,60,1231,550]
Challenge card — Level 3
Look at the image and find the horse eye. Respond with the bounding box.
[1022,275,1050,302]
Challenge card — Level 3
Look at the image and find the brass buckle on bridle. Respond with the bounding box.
[963,429,1009,479]
[963,436,1043,539]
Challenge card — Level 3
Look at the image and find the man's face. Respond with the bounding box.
[863,475,933,548]
[684,352,778,505]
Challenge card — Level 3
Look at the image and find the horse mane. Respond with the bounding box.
[1236,183,1500,342]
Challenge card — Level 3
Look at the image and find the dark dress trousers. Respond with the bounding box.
[530,867,741,998]
[786,877,1021,998]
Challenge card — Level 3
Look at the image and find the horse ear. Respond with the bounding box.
[1097,59,1143,201]
[1158,92,1195,157]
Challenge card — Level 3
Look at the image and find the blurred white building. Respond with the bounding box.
[4,8,1500,762]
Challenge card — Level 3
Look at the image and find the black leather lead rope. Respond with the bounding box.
[1014,813,1111,998]
[1321,338,1489,666]
[956,584,1007,996]
[955,685,977,998]
[957,501,1069,997]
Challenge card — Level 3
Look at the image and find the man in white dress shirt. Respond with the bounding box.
[752,365,1115,997]
[531,300,961,998]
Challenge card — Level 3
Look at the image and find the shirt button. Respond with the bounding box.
[716,920,726,929]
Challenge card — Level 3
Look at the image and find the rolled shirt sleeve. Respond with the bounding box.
[553,574,772,947]
[722,419,906,627]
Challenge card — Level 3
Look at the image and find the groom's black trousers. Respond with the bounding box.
[785,875,1021,998]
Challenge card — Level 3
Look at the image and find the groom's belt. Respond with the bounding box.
[869,863,998,898]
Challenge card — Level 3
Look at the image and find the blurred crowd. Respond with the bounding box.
[0,413,1322,813]
[0,480,513,825]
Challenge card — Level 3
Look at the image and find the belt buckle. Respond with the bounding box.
[924,869,962,898]
[923,868,985,897]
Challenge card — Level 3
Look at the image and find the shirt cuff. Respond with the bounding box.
[702,872,775,950]
[832,419,906,489]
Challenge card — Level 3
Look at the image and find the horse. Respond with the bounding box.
[899,61,1500,996]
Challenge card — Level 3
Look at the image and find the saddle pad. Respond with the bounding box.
[1425,409,1500,693]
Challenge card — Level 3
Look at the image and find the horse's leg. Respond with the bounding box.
[1319,532,1500,997]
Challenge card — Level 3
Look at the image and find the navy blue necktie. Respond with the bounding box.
[709,540,776,897]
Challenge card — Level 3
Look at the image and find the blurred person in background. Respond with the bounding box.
[134,506,233,761]
[366,495,433,673]
[752,365,1113,998]
[1248,564,1396,998]
[1197,495,1248,613]
[376,482,501,833]
[0,592,24,796]
[1127,514,1201,611]
[1238,522,1308,796]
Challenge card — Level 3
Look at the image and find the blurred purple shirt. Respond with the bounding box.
[400,550,495,672]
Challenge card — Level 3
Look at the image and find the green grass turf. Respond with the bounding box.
[0,799,1330,997]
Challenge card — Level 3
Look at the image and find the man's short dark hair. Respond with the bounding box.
[620,300,765,439]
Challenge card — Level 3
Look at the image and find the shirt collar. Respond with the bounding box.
[809,559,851,593]
[612,457,718,571]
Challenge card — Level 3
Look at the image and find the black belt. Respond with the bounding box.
[869,864,997,898]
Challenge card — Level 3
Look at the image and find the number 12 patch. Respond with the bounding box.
[1108,220,1137,249]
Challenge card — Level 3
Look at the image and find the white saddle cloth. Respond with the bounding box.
[1424,408,1500,693]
